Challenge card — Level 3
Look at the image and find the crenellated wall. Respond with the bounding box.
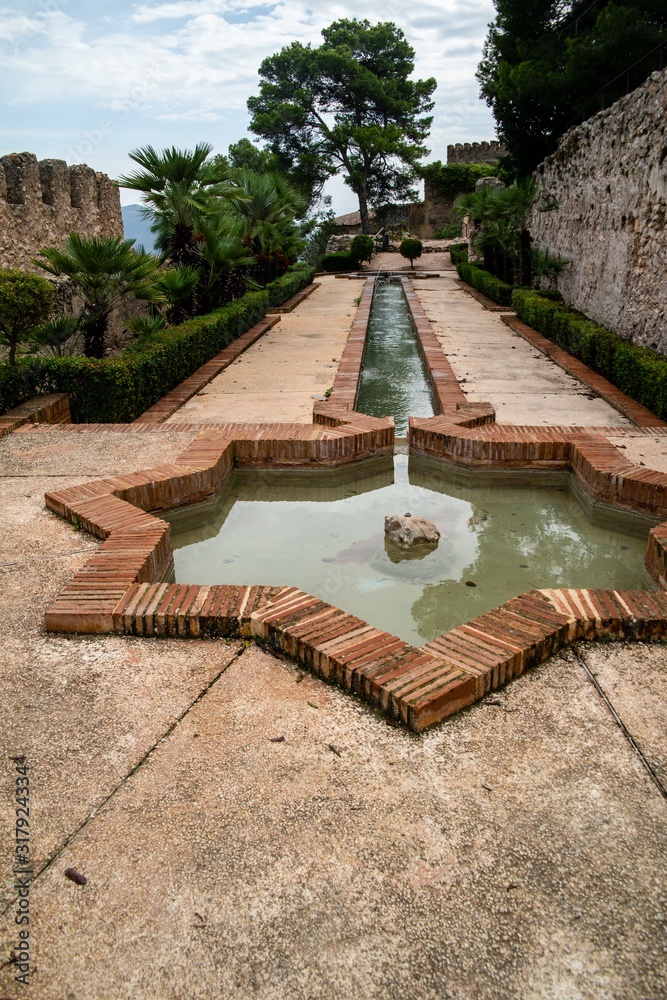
[529,69,667,354]
[446,141,506,165]
[0,152,123,272]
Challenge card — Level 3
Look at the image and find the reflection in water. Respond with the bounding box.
[167,456,654,648]
[355,279,436,435]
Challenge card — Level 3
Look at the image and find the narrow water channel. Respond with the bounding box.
[355,278,436,435]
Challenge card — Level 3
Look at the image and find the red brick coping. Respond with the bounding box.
[132,315,282,424]
[270,282,320,313]
[0,393,70,439]
[501,313,667,429]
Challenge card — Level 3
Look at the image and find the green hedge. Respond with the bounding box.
[449,242,468,265]
[512,289,667,420]
[456,261,513,307]
[0,265,315,422]
[321,251,359,272]
[265,263,315,306]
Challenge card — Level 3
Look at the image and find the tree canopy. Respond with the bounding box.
[247,18,437,233]
[0,269,53,365]
[478,1,667,177]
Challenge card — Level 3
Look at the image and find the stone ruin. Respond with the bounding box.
[446,141,506,165]
[0,152,142,351]
[0,151,123,273]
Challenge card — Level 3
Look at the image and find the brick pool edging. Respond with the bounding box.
[36,273,667,731]
[39,409,667,731]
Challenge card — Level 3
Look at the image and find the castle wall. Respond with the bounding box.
[446,141,506,165]
[529,70,667,353]
[0,152,123,272]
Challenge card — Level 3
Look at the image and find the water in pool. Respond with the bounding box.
[167,456,653,647]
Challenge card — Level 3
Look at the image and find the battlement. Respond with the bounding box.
[0,152,123,272]
[446,141,506,165]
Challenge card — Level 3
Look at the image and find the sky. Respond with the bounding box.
[0,0,498,215]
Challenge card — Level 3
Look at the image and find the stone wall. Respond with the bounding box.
[0,152,123,272]
[0,152,139,352]
[529,69,667,353]
[446,141,506,165]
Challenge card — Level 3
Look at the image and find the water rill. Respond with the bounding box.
[355,278,436,435]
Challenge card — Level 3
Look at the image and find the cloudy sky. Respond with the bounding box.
[0,0,498,214]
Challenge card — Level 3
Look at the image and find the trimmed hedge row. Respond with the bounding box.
[0,264,315,422]
[512,289,667,420]
[449,242,468,265]
[456,261,514,307]
[266,263,316,306]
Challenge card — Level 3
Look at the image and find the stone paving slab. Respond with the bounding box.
[578,642,667,788]
[1,638,665,998]
[608,433,667,473]
[169,277,363,424]
[414,274,633,427]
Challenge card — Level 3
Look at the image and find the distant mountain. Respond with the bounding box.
[122,204,156,254]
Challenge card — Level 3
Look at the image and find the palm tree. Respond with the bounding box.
[118,144,233,269]
[34,235,165,358]
[455,180,538,285]
[494,179,536,286]
[154,265,201,324]
[227,170,306,285]
[196,210,256,310]
[28,316,82,357]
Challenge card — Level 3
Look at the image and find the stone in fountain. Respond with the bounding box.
[384,513,440,550]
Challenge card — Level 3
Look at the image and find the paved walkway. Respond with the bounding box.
[413,273,631,425]
[1,424,666,998]
[169,276,364,424]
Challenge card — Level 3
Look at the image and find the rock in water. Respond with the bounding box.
[384,513,440,549]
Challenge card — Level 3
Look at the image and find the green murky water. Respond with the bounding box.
[355,279,436,435]
[168,457,652,647]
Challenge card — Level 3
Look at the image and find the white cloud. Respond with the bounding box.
[156,109,223,120]
[0,0,498,212]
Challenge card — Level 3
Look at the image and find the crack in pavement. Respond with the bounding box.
[0,641,247,919]
[574,643,667,801]
[0,548,96,570]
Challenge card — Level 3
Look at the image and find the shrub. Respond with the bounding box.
[449,242,468,265]
[400,238,423,268]
[349,234,374,264]
[434,222,462,239]
[512,289,667,419]
[456,261,513,307]
[321,252,357,273]
[0,269,54,365]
